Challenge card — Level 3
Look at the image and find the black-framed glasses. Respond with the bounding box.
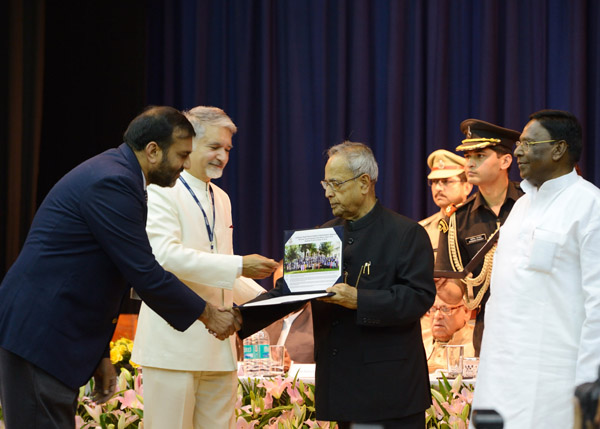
[321,174,362,191]
[428,304,463,316]
[515,139,562,151]
[427,178,464,187]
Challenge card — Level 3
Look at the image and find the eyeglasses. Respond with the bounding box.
[321,174,362,191]
[428,304,463,316]
[427,179,464,187]
[515,139,561,151]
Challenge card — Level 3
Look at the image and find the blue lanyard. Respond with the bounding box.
[179,176,216,250]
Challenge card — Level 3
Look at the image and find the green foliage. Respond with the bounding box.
[0,355,475,429]
[235,374,334,428]
[426,373,474,429]
[285,244,300,262]
[318,242,333,257]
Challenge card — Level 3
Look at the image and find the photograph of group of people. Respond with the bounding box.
[284,243,340,274]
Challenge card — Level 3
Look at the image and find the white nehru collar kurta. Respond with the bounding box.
[132,170,264,371]
[472,169,600,428]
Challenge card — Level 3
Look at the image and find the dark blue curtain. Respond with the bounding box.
[146,0,600,262]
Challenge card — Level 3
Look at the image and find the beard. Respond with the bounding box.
[205,164,224,179]
[148,154,182,187]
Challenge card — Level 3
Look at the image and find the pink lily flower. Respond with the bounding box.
[236,416,258,429]
[134,372,143,395]
[303,384,315,402]
[235,394,243,409]
[279,409,295,421]
[74,415,85,429]
[286,385,304,405]
[431,400,445,420]
[448,415,468,429]
[456,386,474,403]
[442,399,465,415]
[240,404,253,415]
[83,403,102,423]
[117,389,144,410]
[263,392,273,409]
[258,376,291,399]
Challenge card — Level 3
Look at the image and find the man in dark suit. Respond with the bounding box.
[240,141,435,428]
[0,106,240,429]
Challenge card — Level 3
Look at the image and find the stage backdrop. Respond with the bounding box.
[4,1,599,276]
[145,0,600,262]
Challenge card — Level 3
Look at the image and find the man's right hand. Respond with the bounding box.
[242,254,279,279]
[198,302,241,340]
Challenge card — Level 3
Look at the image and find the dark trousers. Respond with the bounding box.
[337,411,425,429]
[0,347,78,429]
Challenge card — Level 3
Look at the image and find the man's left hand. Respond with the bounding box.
[92,357,116,404]
[319,283,357,309]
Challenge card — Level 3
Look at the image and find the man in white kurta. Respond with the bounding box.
[132,106,278,429]
[472,110,600,428]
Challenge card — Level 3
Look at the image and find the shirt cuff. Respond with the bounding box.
[236,255,243,277]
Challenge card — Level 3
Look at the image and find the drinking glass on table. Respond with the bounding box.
[270,345,285,375]
[445,345,464,378]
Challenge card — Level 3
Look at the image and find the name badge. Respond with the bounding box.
[465,234,486,245]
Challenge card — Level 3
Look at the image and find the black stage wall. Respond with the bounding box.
[2,0,147,274]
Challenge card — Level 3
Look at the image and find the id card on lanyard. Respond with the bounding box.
[179,176,216,251]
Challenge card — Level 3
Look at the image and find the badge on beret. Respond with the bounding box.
[438,219,449,233]
[437,159,445,169]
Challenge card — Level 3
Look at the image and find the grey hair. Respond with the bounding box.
[327,141,379,182]
[183,106,237,150]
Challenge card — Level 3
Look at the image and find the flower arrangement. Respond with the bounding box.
[426,373,474,429]
[76,367,144,429]
[236,374,336,428]
[0,338,476,428]
[109,337,139,373]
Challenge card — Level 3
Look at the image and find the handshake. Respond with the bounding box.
[198,303,243,340]
[198,254,279,340]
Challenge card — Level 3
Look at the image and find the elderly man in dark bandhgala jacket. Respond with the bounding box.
[240,141,435,429]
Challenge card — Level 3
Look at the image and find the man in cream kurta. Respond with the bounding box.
[424,285,475,373]
[472,110,600,428]
[132,106,277,429]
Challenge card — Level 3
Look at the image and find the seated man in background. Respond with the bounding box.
[424,283,475,373]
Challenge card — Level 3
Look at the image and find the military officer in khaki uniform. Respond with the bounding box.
[435,119,523,356]
[419,150,472,259]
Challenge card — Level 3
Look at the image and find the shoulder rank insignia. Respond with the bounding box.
[444,204,458,217]
[438,218,449,233]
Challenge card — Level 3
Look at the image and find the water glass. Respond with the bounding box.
[270,345,285,375]
[445,345,464,377]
